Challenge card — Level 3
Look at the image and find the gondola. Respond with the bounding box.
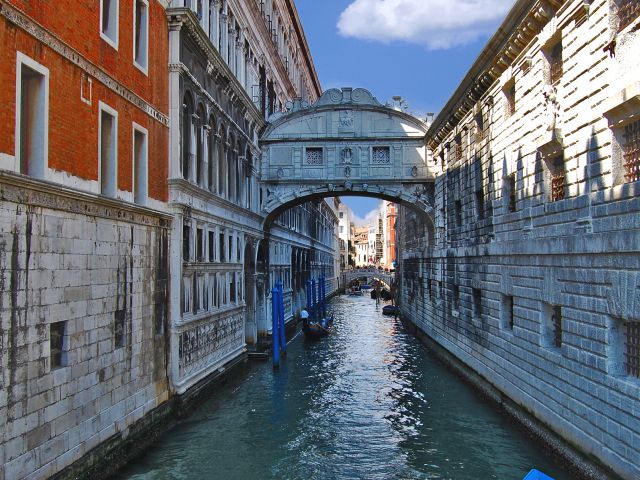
[348,286,363,296]
[302,315,333,339]
[382,305,399,316]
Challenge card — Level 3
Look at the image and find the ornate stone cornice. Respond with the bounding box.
[427,0,566,149]
[0,1,170,127]
[0,171,171,227]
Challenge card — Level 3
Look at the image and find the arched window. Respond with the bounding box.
[195,103,206,186]
[208,115,216,192]
[228,132,236,201]
[218,125,226,196]
[235,138,242,204]
[245,147,252,209]
[181,92,194,181]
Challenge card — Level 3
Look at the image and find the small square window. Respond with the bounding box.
[622,119,640,183]
[114,309,126,348]
[306,147,323,165]
[182,224,191,261]
[372,146,391,164]
[548,156,566,202]
[472,288,482,319]
[503,81,516,118]
[50,321,67,369]
[501,295,514,330]
[452,284,460,311]
[624,321,640,377]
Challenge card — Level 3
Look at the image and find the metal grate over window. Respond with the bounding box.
[552,305,562,348]
[619,0,640,31]
[623,119,640,183]
[306,147,323,165]
[551,172,565,201]
[625,322,640,377]
[372,146,391,164]
[549,40,563,85]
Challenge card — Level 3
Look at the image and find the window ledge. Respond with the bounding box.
[603,82,640,128]
[134,60,149,76]
[100,31,119,51]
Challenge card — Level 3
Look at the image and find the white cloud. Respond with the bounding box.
[351,204,383,227]
[337,0,512,50]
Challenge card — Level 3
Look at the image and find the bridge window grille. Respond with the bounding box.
[619,0,640,30]
[306,147,323,165]
[372,146,390,164]
[625,322,640,377]
[623,119,640,183]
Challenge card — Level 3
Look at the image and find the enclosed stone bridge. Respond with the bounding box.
[343,269,395,287]
[259,88,436,226]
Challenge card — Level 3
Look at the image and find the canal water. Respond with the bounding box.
[118,295,572,480]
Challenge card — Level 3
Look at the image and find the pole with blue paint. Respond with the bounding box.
[271,282,280,368]
[320,275,326,318]
[278,281,286,357]
[311,277,317,323]
[305,279,312,322]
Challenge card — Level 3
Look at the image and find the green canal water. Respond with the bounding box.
[117,295,573,480]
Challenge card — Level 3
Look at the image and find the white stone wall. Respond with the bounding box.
[399,1,640,478]
[0,174,170,480]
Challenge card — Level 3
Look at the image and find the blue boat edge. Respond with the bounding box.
[523,469,555,480]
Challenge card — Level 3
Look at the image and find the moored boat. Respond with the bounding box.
[382,305,399,316]
[303,315,333,339]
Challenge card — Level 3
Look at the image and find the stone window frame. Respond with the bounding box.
[100,0,119,50]
[603,84,640,187]
[542,33,563,87]
[542,302,563,350]
[133,0,149,75]
[15,52,49,180]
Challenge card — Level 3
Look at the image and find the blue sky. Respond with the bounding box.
[295,0,511,219]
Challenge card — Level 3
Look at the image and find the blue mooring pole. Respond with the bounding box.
[312,278,317,323]
[272,283,280,368]
[278,281,286,357]
[306,279,312,318]
[321,275,326,318]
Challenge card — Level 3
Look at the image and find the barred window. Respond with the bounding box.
[549,156,566,202]
[372,146,390,164]
[452,284,460,311]
[475,110,486,142]
[50,321,67,369]
[618,0,640,31]
[505,174,517,212]
[472,288,482,318]
[625,322,640,377]
[552,305,563,348]
[454,135,462,161]
[548,40,563,85]
[306,147,323,165]
[623,119,640,183]
[504,81,516,117]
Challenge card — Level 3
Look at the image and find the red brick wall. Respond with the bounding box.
[0,0,168,202]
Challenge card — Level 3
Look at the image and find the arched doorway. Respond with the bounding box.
[255,239,269,339]
[244,241,256,345]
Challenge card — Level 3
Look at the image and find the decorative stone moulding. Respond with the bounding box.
[603,82,640,127]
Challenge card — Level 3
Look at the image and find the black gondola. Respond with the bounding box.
[302,315,333,339]
[382,305,399,316]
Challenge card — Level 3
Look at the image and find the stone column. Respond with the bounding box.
[203,127,210,190]
[229,24,237,73]
[209,0,220,50]
[168,19,183,180]
[220,8,228,64]
[238,30,246,87]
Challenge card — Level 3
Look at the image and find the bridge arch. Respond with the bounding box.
[258,87,437,229]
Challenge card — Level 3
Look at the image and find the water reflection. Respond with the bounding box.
[118,295,570,480]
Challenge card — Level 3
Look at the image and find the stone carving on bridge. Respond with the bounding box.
[340,147,353,164]
[340,111,354,129]
[344,166,352,178]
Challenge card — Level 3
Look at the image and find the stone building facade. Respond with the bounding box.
[165,0,334,395]
[0,0,171,478]
[397,0,640,477]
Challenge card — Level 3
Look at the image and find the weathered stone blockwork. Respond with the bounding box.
[398,0,640,478]
[0,174,170,480]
